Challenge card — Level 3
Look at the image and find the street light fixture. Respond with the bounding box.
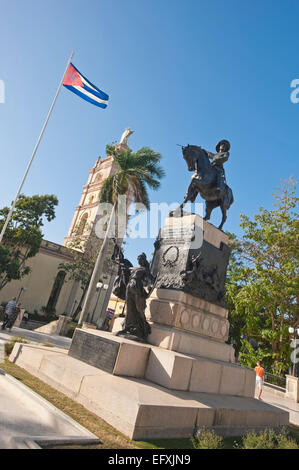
[16,287,27,303]
[91,281,108,324]
[289,326,299,377]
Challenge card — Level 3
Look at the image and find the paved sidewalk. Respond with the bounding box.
[256,389,299,427]
[0,325,71,350]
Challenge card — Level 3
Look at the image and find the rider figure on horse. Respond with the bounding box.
[205,140,230,195]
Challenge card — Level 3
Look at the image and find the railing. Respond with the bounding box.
[264,371,286,389]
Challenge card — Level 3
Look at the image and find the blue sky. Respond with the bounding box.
[0,0,298,263]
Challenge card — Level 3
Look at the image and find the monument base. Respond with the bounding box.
[113,317,234,362]
[10,339,289,440]
[69,329,252,396]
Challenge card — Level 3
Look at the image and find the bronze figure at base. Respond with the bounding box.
[112,248,154,342]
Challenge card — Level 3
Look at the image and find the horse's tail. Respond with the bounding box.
[224,186,234,209]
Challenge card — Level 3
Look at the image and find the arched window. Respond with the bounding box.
[96,173,102,183]
[88,195,94,204]
[46,270,66,313]
[77,213,88,235]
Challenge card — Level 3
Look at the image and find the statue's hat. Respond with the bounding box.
[216,139,230,152]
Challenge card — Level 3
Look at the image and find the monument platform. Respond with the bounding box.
[68,329,253,396]
[10,340,288,440]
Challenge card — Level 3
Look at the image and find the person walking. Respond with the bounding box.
[1,297,17,330]
[254,360,265,400]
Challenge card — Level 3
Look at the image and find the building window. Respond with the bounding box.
[96,173,102,183]
[88,195,94,204]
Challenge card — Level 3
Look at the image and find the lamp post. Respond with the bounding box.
[16,287,26,303]
[289,327,299,377]
[90,281,108,325]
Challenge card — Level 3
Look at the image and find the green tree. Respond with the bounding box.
[226,233,247,359]
[78,144,164,325]
[0,194,58,290]
[59,225,113,320]
[227,178,299,374]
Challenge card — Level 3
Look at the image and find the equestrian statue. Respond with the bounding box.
[172,140,234,230]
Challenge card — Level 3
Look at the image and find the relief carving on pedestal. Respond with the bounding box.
[162,246,180,268]
[179,252,224,302]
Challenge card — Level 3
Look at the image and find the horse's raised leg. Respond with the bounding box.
[170,183,197,217]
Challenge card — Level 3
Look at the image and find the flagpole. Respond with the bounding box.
[0,51,75,243]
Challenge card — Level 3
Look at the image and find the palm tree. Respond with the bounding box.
[99,144,164,208]
[78,144,164,326]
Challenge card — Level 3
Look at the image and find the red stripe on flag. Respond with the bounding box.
[63,64,84,87]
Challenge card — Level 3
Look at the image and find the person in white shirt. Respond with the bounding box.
[1,297,17,330]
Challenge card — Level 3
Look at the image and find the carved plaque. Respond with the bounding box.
[161,225,195,244]
[68,329,120,373]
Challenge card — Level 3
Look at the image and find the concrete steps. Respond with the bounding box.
[69,329,255,397]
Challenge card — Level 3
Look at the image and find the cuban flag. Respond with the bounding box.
[63,63,109,109]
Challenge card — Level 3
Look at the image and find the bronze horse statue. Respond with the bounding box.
[174,144,234,230]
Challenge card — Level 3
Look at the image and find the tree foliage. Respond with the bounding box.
[59,225,114,320]
[102,145,165,209]
[226,178,299,374]
[0,194,58,289]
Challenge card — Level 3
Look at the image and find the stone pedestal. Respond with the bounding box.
[144,288,234,362]
[151,214,230,307]
[13,308,26,328]
[143,215,235,362]
[286,375,299,402]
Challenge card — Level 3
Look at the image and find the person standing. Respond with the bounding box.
[1,297,17,330]
[254,360,265,400]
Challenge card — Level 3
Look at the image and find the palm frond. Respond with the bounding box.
[127,175,150,209]
[99,175,115,203]
[100,144,164,209]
